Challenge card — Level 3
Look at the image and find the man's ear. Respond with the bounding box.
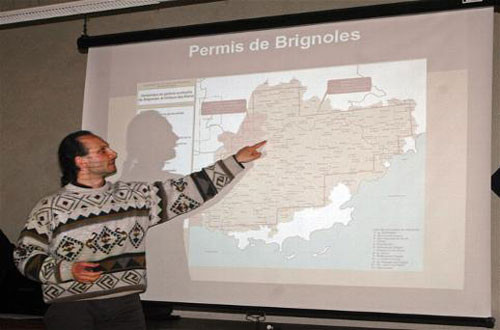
[74,156,86,171]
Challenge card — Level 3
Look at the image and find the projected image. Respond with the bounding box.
[133,59,426,283]
[84,6,493,314]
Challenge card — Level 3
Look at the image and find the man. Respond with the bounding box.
[13,130,265,330]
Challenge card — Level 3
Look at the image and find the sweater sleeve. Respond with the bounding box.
[13,197,72,284]
[148,155,245,226]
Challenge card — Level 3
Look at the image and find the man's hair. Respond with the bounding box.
[58,130,93,186]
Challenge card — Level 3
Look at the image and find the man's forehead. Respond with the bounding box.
[78,134,109,150]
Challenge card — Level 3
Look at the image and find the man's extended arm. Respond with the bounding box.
[148,141,266,227]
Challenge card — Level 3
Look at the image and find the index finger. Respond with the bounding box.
[250,140,267,150]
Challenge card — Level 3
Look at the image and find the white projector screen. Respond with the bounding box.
[82,7,493,317]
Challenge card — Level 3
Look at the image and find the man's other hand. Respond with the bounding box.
[72,262,103,283]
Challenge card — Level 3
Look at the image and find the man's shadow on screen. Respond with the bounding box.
[119,110,190,284]
[120,110,179,183]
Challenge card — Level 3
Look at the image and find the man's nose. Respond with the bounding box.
[109,149,118,159]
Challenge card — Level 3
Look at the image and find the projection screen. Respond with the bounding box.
[82,7,493,317]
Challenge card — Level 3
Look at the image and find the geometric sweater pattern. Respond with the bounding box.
[13,156,244,304]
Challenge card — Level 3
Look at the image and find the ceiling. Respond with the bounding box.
[0,0,75,11]
[5,0,492,28]
[0,0,410,12]
[0,0,418,27]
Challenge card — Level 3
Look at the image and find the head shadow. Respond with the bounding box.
[119,110,179,182]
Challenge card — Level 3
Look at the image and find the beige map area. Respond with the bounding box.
[189,79,417,233]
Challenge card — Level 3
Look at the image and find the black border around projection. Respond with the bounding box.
[77,0,498,53]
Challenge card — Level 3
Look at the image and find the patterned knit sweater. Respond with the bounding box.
[13,156,244,304]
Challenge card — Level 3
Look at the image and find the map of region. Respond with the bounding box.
[193,81,416,237]
[138,59,426,272]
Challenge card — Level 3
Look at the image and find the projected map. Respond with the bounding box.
[136,59,426,274]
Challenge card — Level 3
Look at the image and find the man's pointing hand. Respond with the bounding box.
[235,141,267,163]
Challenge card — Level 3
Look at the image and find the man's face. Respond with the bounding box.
[78,135,118,178]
